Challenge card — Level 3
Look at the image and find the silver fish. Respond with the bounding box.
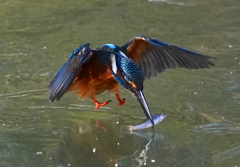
[128,113,167,130]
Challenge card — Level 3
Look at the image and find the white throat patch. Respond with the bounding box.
[110,54,117,74]
[119,51,127,58]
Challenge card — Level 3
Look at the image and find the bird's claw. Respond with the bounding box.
[117,98,125,106]
[93,99,112,109]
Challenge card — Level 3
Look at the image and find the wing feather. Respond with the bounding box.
[122,36,214,79]
[48,43,92,102]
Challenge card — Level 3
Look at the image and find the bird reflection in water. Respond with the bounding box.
[51,116,165,167]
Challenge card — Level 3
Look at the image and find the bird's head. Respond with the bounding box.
[109,51,154,126]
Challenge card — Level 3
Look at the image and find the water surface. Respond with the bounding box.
[0,0,240,166]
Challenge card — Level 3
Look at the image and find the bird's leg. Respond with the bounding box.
[94,119,108,132]
[92,99,112,109]
[116,94,125,106]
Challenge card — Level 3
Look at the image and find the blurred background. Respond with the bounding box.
[0,0,240,166]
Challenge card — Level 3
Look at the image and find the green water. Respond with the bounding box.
[0,0,240,166]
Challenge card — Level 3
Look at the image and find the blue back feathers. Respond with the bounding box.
[96,44,117,53]
[105,44,116,49]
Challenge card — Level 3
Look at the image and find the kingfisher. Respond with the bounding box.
[48,35,214,126]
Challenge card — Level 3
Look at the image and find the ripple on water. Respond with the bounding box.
[194,122,240,133]
[148,0,194,6]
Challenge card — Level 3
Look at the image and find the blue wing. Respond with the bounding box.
[121,35,214,79]
[48,43,92,102]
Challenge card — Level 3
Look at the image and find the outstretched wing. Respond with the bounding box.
[121,35,214,79]
[48,43,92,102]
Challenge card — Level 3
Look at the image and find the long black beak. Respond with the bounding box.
[136,90,155,126]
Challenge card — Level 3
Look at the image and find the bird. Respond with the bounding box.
[48,35,214,126]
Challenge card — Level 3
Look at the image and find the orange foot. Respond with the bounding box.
[92,99,112,109]
[116,94,125,106]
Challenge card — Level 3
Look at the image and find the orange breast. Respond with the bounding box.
[67,58,119,99]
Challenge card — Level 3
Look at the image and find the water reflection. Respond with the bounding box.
[53,116,160,167]
[1,0,240,166]
[53,116,212,167]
